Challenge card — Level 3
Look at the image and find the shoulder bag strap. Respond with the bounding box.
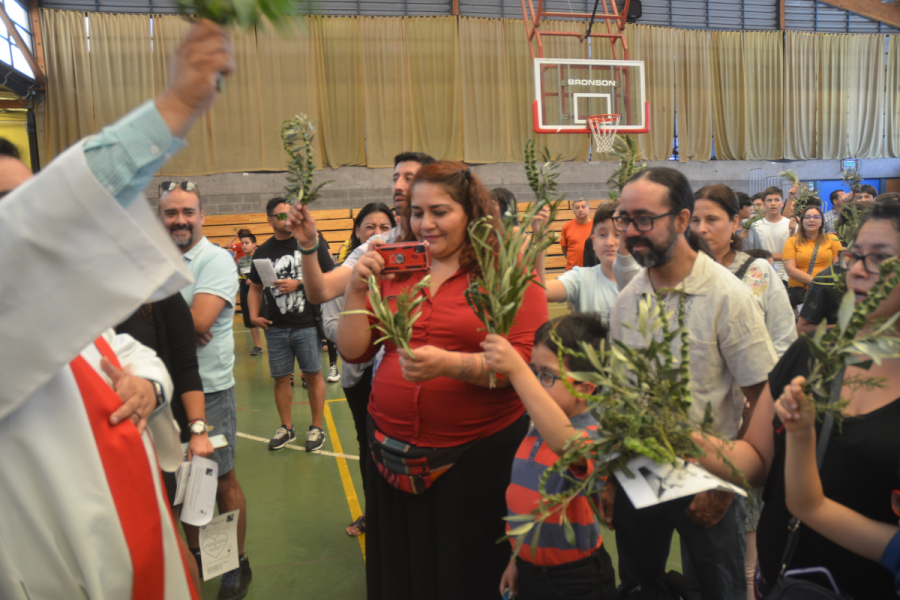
[806,241,821,275]
[778,367,845,575]
[734,257,758,281]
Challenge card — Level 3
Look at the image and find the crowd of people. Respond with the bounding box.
[1,18,899,600]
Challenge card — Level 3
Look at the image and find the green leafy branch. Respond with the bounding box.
[801,258,900,419]
[281,114,333,206]
[342,273,430,359]
[742,205,766,231]
[175,0,297,28]
[467,140,564,387]
[843,165,863,194]
[779,169,820,219]
[502,291,745,556]
[606,135,646,201]
[836,202,863,246]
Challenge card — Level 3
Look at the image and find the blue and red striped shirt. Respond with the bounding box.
[506,412,605,566]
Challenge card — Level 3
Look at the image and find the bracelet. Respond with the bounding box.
[298,240,319,255]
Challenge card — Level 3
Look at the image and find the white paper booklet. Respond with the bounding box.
[614,455,747,510]
[252,258,278,288]
[174,455,219,526]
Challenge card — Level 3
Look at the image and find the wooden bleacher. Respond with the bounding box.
[204,199,608,311]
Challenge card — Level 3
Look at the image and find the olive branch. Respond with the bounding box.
[341,273,430,359]
[606,134,646,201]
[175,0,298,28]
[465,139,564,387]
[503,291,744,556]
[742,205,766,231]
[801,257,900,420]
[779,169,820,219]
[843,165,863,194]
[281,114,334,206]
[836,202,863,246]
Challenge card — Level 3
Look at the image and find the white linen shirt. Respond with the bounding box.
[609,252,777,440]
[728,252,797,358]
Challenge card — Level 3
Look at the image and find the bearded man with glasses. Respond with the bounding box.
[603,168,777,600]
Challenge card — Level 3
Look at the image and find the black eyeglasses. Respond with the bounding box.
[837,250,897,275]
[529,364,565,389]
[612,210,679,232]
[159,181,197,194]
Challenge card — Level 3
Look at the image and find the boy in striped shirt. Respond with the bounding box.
[483,314,616,600]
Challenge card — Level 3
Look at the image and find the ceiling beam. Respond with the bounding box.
[817,0,900,30]
[0,1,44,87]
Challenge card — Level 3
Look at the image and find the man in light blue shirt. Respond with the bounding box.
[539,201,622,322]
[160,182,252,599]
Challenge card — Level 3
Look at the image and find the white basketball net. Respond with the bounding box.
[588,114,621,154]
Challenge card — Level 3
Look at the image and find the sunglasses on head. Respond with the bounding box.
[160,181,197,194]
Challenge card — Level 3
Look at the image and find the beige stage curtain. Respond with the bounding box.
[41,9,94,160]
[360,16,413,168]
[459,17,509,164]
[886,36,900,158]
[625,24,675,161]
[847,34,885,159]
[407,16,463,161]
[152,15,214,175]
[743,31,783,159]
[675,28,712,162]
[783,31,817,160]
[313,16,366,168]
[710,31,743,160]
[256,18,322,171]
[205,26,265,172]
[817,34,849,159]
[87,13,153,129]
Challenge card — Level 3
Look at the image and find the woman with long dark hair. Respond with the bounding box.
[337,162,547,599]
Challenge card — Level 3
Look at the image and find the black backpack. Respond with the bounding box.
[621,571,694,600]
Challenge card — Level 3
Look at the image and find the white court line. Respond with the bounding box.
[235,431,360,461]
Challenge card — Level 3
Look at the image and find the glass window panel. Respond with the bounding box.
[15,24,30,50]
[0,39,11,67]
[4,0,31,32]
[10,42,33,77]
[0,17,7,39]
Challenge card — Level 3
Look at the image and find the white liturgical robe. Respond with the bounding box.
[0,141,196,599]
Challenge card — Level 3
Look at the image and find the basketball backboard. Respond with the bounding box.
[533,58,649,135]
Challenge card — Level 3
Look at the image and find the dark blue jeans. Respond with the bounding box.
[516,547,617,600]
[613,483,747,600]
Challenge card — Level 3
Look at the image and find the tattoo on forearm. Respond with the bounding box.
[456,353,487,383]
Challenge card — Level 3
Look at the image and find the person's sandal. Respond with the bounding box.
[346,514,366,537]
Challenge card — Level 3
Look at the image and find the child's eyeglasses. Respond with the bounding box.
[529,364,564,388]
[159,181,197,194]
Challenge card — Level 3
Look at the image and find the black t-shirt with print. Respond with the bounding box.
[248,234,334,329]
[757,337,900,598]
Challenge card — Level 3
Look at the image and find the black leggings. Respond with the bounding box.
[343,365,373,492]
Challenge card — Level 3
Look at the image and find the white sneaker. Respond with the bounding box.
[327,364,340,383]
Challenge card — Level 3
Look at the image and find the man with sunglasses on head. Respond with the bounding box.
[158,179,253,600]
[246,198,334,452]
[602,168,776,600]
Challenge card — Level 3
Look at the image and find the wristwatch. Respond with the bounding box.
[189,419,209,436]
[150,380,165,408]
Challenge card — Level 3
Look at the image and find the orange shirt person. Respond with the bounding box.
[560,198,593,270]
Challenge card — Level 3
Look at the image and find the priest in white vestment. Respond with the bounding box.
[0,21,236,600]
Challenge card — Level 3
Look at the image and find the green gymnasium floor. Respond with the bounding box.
[200,308,681,599]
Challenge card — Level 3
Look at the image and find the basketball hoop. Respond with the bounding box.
[588,114,621,154]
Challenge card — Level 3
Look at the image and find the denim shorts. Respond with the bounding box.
[205,386,236,476]
[264,325,322,378]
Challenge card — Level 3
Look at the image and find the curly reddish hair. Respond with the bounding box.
[398,161,500,277]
